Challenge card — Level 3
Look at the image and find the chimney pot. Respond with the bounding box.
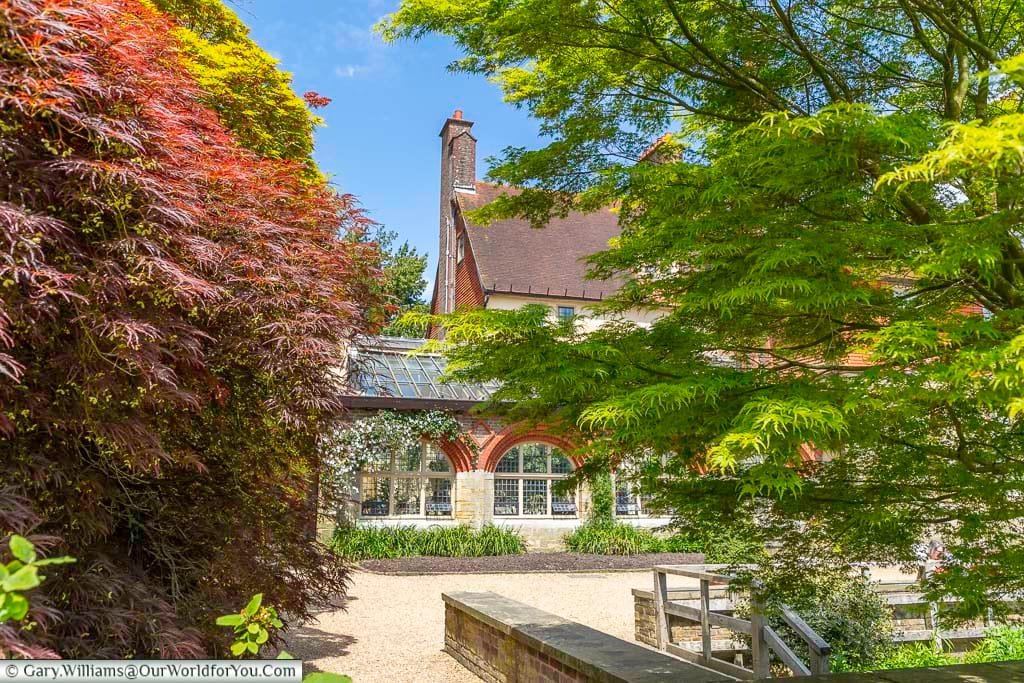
[453,109,463,120]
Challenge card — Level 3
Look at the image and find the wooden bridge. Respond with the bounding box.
[649,563,1023,680]
[652,565,830,679]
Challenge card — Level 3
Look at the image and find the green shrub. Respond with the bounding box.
[781,574,896,672]
[476,523,529,556]
[330,524,525,560]
[963,626,1024,664]
[563,519,765,558]
[830,624,1024,672]
[564,521,665,555]
[330,525,422,560]
[668,526,765,564]
[589,471,615,522]
[867,643,953,670]
[738,572,896,674]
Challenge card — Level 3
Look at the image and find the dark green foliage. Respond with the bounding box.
[589,471,614,522]
[767,574,896,672]
[563,521,666,555]
[358,227,428,337]
[832,626,1024,671]
[672,527,765,565]
[476,523,530,556]
[330,524,526,560]
[561,520,758,560]
[852,643,953,672]
[964,626,1024,664]
[387,0,1024,615]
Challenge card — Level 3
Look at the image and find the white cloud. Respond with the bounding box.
[335,64,367,78]
[330,21,389,80]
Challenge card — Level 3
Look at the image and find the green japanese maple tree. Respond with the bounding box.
[384,0,1024,615]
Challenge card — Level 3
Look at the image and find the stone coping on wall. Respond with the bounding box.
[443,591,731,682]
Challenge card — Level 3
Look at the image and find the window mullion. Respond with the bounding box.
[546,476,552,516]
[546,454,553,516]
[519,452,524,518]
[419,445,427,517]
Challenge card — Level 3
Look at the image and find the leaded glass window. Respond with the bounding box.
[359,442,455,517]
[493,443,576,517]
[613,455,668,518]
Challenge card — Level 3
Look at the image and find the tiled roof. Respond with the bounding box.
[457,182,626,301]
[347,336,497,405]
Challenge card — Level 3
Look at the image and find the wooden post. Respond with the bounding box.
[654,570,671,650]
[700,578,712,665]
[750,595,771,679]
[809,649,829,676]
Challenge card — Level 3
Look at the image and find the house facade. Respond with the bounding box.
[339,112,668,547]
[431,110,664,333]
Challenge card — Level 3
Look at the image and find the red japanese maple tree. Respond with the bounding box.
[1,0,381,656]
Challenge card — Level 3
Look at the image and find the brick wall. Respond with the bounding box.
[633,590,734,648]
[444,601,588,683]
[445,601,511,683]
[444,592,719,683]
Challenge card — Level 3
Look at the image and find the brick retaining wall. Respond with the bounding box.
[443,591,728,683]
[633,587,737,648]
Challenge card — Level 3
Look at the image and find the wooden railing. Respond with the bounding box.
[652,565,831,680]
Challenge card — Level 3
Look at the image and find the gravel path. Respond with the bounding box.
[282,569,660,683]
[358,551,703,575]
[283,565,919,683]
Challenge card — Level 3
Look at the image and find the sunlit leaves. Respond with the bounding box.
[155,0,324,165]
[387,0,1024,613]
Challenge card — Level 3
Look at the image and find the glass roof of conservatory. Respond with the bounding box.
[349,337,498,403]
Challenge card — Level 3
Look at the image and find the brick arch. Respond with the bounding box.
[436,437,475,473]
[479,425,582,472]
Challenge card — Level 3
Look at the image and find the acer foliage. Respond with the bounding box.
[152,0,323,164]
[1,0,380,657]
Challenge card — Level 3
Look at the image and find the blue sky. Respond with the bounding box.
[235,0,542,299]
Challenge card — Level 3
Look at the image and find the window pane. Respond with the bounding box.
[426,478,453,516]
[552,489,577,516]
[616,481,640,516]
[494,479,519,516]
[396,444,422,472]
[360,476,390,517]
[362,450,391,473]
[550,451,571,474]
[496,452,519,473]
[393,478,421,515]
[640,491,662,515]
[408,361,429,384]
[523,479,548,515]
[521,444,548,473]
[389,362,412,383]
[425,443,451,472]
[557,306,574,320]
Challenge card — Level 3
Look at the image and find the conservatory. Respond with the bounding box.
[339,336,666,547]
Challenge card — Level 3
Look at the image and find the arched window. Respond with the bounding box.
[614,478,657,517]
[360,442,454,517]
[493,443,576,517]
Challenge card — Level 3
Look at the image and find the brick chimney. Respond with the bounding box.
[436,110,477,318]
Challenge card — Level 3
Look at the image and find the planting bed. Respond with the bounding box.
[358,551,703,574]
